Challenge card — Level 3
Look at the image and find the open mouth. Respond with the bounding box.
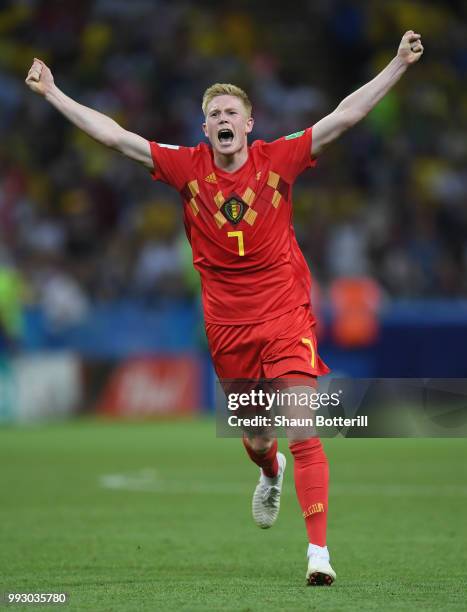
[218,128,234,145]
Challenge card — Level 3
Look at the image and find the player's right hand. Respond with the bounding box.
[397,31,424,65]
[25,58,54,95]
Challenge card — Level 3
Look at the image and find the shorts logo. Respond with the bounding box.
[221,195,246,225]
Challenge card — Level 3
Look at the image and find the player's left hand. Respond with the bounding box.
[397,30,424,65]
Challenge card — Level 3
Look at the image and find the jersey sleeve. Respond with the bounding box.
[261,127,317,182]
[149,142,194,190]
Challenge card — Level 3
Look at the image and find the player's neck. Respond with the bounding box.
[212,147,249,173]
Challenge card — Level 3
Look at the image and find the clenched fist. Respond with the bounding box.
[397,31,424,65]
[25,58,54,95]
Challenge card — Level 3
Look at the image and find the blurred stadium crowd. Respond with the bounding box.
[1,0,466,342]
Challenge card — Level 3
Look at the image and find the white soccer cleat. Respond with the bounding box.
[252,451,286,529]
[306,545,336,586]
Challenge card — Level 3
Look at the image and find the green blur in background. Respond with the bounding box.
[1,419,466,611]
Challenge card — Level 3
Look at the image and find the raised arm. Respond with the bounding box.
[25,58,153,169]
[312,31,424,156]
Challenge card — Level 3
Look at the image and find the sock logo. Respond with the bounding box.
[303,503,325,519]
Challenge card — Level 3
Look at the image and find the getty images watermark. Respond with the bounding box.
[215,378,467,438]
[225,387,367,430]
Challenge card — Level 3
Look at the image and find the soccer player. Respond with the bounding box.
[25,30,423,585]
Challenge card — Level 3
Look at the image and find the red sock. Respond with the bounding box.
[289,438,328,547]
[242,437,279,478]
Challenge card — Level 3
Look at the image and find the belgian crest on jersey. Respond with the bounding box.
[221,195,246,225]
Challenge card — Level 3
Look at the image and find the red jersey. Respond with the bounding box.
[149,127,317,325]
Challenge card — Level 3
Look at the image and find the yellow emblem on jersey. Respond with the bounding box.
[221,195,246,225]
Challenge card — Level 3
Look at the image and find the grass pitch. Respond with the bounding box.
[1,418,466,611]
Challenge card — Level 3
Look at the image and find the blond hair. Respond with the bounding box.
[202,83,252,117]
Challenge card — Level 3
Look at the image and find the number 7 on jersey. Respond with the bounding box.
[228,230,245,256]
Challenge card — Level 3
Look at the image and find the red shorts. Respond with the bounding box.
[205,304,330,380]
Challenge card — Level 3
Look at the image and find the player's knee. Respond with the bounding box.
[245,435,274,453]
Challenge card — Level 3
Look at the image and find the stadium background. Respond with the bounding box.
[0,1,466,610]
